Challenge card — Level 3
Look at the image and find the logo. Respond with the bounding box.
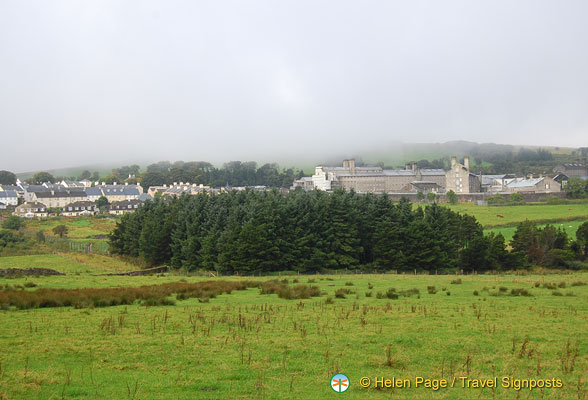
[331,373,350,393]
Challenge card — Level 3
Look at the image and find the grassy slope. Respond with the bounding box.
[486,220,588,242]
[24,217,117,241]
[441,202,588,228]
[0,253,137,275]
[0,273,586,399]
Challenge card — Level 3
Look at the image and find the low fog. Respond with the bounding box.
[1,0,587,172]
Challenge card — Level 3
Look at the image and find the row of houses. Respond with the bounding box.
[12,199,143,218]
[293,157,568,196]
[0,181,150,209]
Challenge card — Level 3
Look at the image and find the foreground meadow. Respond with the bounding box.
[0,272,586,399]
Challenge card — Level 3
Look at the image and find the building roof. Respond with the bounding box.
[0,191,18,199]
[419,169,446,176]
[85,187,103,196]
[17,202,47,210]
[63,201,97,208]
[24,185,51,193]
[109,199,142,209]
[507,177,544,188]
[1,185,24,192]
[138,193,153,202]
[382,170,417,176]
[35,191,87,199]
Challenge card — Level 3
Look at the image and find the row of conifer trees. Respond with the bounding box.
[109,189,525,274]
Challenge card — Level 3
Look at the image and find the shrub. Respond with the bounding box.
[345,281,354,286]
[451,279,462,284]
[473,290,479,296]
[510,288,532,297]
[2,216,22,230]
[427,286,437,294]
[365,291,373,297]
[552,291,563,296]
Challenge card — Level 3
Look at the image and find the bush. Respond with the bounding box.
[427,286,437,294]
[510,288,532,297]
[451,279,462,284]
[2,216,22,230]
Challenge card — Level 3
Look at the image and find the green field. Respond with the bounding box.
[486,220,588,242]
[442,202,588,228]
[23,217,117,241]
[1,204,587,399]
[0,273,586,399]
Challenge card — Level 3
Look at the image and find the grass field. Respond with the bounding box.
[442,202,588,228]
[486,220,588,242]
[23,217,117,241]
[0,273,586,399]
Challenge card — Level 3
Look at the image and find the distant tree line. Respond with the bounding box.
[565,177,588,199]
[140,161,302,189]
[109,190,525,274]
[511,220,588,268]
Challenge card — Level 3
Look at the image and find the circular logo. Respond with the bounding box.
[331,373,350,393]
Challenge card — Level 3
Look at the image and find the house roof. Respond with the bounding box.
[138,193,153,201]
[507,177,544,188]
[35,191,87,199]
[85,187,103,196]
[17,202,46,210]
[0,191,18,199]
[1,185,24,192]
[24,185,51,193]
[63,201,97,208]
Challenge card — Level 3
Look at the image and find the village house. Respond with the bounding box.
[33,190,88,208]
[13,202,48,218]
[0,190,19,207]
[85,186,103,202]
[61,201,98,217]
[99,184,143,202]
[109,199,142,215]
[0,184,25,200]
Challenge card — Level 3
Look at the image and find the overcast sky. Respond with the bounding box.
[1,0,587,172]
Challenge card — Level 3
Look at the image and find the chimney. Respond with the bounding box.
[412,162,417,172]
[451,156,457,168]
[349,159,356,174]
[464,156,470,171]
[405,163,411,171]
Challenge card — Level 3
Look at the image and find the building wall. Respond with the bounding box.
[337,176,386,193]
[445,156,480,194]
